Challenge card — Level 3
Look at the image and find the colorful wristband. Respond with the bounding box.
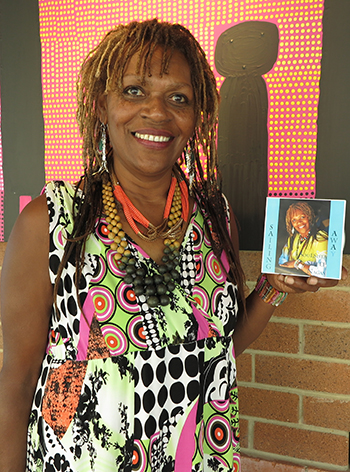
[255,273,288,307]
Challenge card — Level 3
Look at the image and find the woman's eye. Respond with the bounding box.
[170,94,187,104]
[124,86,144,97]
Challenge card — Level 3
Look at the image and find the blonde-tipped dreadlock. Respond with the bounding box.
[54,19,245,316]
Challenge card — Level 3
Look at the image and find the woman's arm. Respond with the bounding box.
[229,206,347,357]
[0,194,53,472]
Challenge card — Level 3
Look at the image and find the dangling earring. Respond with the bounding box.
[97,122,109,173]
[185,138,195,193]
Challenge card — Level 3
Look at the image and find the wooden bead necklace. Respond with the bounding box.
[101,175,189,307]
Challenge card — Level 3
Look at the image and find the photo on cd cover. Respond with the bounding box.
[261,197,346,279]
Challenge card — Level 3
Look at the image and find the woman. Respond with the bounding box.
[278,202,328,277]
[0,19,344,472]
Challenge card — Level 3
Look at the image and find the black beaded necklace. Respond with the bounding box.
[101,177,188,307]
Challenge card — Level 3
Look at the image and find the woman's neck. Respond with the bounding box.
[111,166,174,227]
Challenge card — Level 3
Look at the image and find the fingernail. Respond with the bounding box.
[284,276,294,285]
[308,277,318,286]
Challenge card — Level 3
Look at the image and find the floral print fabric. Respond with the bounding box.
[26,181,240,472]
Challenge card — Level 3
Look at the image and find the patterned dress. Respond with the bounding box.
[26,181,240,472]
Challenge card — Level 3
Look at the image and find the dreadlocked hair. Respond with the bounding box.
[53,18,246,318]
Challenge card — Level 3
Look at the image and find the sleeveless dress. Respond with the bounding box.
[26,181,240,472]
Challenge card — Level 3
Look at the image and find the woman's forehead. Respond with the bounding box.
[291,209,307,218]
[123,46,190,79]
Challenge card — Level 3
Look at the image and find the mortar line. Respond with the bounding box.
[236,381,350,401]
[268,316,350,328]
[243,349,350,364]
[239,415,349,436]
[240,449,349,472]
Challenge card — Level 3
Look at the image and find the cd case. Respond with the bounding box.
[261,197,346,279]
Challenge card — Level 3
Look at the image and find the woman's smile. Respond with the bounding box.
[133,132,172,143]
[132,129,174,149]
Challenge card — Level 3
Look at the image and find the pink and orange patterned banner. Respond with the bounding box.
[38,0,324,198]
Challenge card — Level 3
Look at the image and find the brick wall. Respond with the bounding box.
[239,251,350,472]
[0,244,349,470]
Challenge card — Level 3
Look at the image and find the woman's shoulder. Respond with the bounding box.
[5,194,50,260]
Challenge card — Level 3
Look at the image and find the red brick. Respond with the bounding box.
[249,322,299,353]
[239,418,249,449]
[304,325,350,360]
[241,455,305,472]
[276,290,350,323]
[239,386,299,423]
[255,355,350,395]
[303,396,350,431]
[240,251,262,281]
[236,352,252,382]
[254,422,349,466]
[241,454,345,472]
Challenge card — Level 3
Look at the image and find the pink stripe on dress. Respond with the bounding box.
[76,291,95,360]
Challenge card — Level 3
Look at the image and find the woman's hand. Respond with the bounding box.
[280,261,296,268]
[267,266,348,294]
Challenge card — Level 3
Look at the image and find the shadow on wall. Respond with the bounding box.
[215,21,279,250]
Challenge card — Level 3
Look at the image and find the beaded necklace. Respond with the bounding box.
[102,174,189,307]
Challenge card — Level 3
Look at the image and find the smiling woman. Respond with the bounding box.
[97,48,196,183]
[0,18,345,472]
[278,201,329,276]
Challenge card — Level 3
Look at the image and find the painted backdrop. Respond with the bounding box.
[0,0,325,248]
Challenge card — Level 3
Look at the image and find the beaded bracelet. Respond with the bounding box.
[255,273,288,307]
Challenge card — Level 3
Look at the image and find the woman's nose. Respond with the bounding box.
[141,95,170,122]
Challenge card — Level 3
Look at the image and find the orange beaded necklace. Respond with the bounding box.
[101,173,190,307]
[111,174,189,241]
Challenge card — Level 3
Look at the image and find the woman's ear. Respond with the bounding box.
[97,94,108,123]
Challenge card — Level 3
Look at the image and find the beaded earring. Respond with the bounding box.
[185,138,196,193]
[97,122,109,174]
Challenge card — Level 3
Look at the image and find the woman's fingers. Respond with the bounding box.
[268,265,347,294]
[269,271,343,294]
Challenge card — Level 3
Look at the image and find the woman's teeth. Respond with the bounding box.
[134,132,171,142]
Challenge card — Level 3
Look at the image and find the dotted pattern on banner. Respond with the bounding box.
[0,89,4,241]
[38,0,324,198]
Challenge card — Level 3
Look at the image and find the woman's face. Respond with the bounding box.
[97,47,196,180]
[290,209,310,237]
